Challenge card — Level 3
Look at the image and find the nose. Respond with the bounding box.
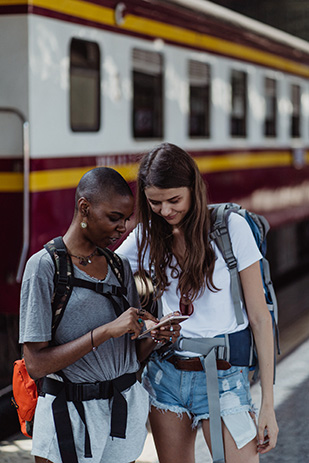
[116,219,127,233]
[160,202,173,217]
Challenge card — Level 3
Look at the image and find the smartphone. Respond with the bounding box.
[137,315,189,339]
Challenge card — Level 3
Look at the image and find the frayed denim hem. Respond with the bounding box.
[149,396,192,421]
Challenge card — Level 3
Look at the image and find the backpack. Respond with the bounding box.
[208,202,280,379]
[11,358,38,438]
[12,236,127,438]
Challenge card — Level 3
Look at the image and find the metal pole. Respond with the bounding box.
[0,107,30,283]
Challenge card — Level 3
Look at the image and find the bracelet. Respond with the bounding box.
[91,329,97,351]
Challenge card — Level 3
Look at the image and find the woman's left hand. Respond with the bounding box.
[257,403,279,453]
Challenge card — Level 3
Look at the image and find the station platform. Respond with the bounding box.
[1,337,308,463]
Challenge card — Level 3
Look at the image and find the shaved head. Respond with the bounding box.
[75,167,133,210]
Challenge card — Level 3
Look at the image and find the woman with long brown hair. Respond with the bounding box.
[118,143,278,463]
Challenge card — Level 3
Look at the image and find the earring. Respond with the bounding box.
[80,221,87,229]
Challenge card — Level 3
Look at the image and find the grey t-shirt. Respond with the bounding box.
[19,248,141,382]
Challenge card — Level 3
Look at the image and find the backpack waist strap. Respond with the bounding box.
[39,373,137,462]
[174,336,226,463]
[161,326,253,367]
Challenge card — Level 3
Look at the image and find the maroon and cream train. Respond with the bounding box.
[0,0,308,381]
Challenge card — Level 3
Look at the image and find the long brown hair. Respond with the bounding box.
[136,143,217,305]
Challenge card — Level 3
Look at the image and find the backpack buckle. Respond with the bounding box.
[225,257,237,270]
[57,275,69,286]
[95,282,110,295]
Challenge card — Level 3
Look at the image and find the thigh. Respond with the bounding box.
[202,419,259,463]
[149,407,197,463]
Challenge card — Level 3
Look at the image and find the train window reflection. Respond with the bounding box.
[132,48,163,139]
[70,38,101,132]
[291,84,301,138]
[230,70,247,137]
[189,60,210,138]
[264,77,277,137]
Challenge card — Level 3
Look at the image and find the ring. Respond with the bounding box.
[137,309,145,315]
[138,318,143,324]
[169,336,173,342]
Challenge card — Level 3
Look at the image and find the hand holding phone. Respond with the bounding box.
[137,314,189,339]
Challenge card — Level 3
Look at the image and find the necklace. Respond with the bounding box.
[69,248,98,266]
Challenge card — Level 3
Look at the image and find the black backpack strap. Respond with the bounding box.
[98,247,130,310]
[99,247,124,286]
[44,238,130,336]
[44,236,74,338]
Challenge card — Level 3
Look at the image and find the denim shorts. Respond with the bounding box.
[143,352,257,448]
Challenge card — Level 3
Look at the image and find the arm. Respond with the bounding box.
[24,307,155,380]
[240,261,279,453]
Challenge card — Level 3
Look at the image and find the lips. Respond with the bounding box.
[163,214,177,221]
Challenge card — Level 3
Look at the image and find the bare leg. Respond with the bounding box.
[149,407,197,463]
[202,418,259,463]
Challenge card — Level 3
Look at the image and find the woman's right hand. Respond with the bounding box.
[108,307,158,340]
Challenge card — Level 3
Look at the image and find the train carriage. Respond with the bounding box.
[0,0,309,398]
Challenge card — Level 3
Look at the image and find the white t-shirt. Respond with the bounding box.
[118,213,262,341]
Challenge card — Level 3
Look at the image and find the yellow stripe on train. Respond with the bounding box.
[0,0,308,77]
[0,150,306,193]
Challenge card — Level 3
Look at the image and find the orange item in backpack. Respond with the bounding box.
[11,358,38,438]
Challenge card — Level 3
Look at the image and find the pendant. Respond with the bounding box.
[79,258,88,266]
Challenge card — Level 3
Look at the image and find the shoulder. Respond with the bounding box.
[22,248,55,282]
[228,210,249,228]
[227,211,254,240]
[227,211,262,269]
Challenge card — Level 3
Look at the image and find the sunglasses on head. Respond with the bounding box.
[179,296,194,316]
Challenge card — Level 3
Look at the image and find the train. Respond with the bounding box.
[0,0,309,397]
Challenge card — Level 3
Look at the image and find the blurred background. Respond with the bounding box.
[211,0,309,42]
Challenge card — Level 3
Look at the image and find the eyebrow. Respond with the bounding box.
[110,211,133,220]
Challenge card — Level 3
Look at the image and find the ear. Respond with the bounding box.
[77,197,90,217]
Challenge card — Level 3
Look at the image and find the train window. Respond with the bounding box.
[188,60,210,138]
[264,77,277,137]
[132,49,163,139]
[70,38,101,132]
[291,84,301,138]
[230,70,247,137]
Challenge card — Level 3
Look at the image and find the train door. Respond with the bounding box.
[0,107,29,387]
